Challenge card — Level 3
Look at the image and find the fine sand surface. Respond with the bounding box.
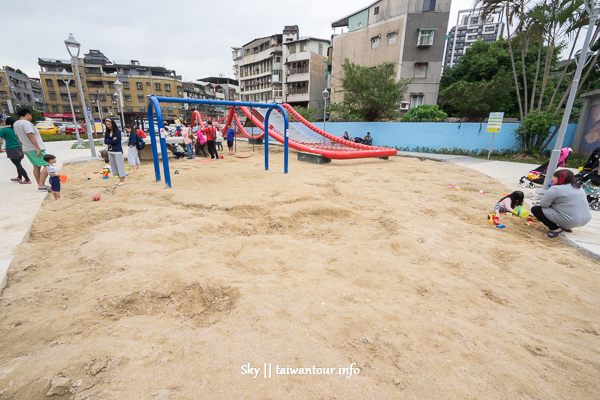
[1,143,599,399]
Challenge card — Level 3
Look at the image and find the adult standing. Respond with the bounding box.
[531,169,592,238]
[103,118,127,186]
[202,121,219,160]
[125,125,141,170]
[0,117,31,184]
[226,125,235,155]
[195,128,208,157]
[182,122,194,159]
[13,108,49,190]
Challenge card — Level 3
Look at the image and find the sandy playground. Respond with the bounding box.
[0,142,599,399]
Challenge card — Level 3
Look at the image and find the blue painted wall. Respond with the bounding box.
[325,122,578,152]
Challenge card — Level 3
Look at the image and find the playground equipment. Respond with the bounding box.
[147,95,290,188]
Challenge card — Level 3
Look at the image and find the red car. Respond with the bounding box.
[65,123,86,135]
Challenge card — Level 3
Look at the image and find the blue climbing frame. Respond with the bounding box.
[147,95,290,188]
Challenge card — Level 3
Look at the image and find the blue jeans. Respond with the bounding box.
[186,143,194,158]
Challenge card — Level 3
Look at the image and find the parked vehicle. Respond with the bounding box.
[35,122,61,135]
[65,123,86,135]
[53,121,69,134]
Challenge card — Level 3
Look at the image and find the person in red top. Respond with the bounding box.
[137,128,147,138]
[202,120,219,160]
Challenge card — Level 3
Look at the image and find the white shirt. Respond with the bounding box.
[14,120,45,152]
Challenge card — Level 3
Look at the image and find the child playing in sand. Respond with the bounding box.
[43,154,63,200]
[491,190,524,225]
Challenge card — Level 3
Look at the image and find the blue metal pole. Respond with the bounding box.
[276,104,289,174]
[147,96,161,182]
[264,108,272,171]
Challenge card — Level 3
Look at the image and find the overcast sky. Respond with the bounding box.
[4,0,477,81]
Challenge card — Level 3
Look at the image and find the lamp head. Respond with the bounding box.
[322,89,329,100]
[114,79,122,92]
[64,33,81,57]
[60,69,70,82]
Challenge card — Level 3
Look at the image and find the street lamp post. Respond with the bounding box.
[540,0,599,192]
[113,79,125,132]
[322,88,329,132]
[65,33,97,158]
[61,69,84,148]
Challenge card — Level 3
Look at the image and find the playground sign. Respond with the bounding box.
[486,112,504,160]
[486,112,504,133]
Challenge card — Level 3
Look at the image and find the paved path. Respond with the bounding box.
[398,151,600,259]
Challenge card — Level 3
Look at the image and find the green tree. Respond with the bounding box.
[513,109,563,151]
[294,106,318,122]
[401,104,448,121]
[332,59,410,121]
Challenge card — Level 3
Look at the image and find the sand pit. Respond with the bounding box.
[1,142,599,399]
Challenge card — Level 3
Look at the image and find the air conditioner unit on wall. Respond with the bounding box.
[400,102,410,111]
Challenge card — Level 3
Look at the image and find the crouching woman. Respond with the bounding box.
[531,169,592,238]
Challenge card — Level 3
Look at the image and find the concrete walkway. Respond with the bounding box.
[0,141,99,290]
[397,151,600,259]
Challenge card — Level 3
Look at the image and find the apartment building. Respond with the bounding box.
[284,37,330,116]
[232,26,299,104]
[38,50,183,124]
[444,9,504,69]
[0,68,44,115]
[330,0,451,111]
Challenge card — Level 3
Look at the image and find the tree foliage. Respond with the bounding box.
[11,109,44,124]
[401,104,448,122]
[294,106,318,122]
[513,109,563,152]
[332,59,410,121]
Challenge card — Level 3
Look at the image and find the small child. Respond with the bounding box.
[491,191,524,225]
[43,154,63,200]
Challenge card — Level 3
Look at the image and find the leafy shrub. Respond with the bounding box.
[401,104,448,122]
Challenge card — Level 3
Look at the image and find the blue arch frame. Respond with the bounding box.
[147,95,290,188]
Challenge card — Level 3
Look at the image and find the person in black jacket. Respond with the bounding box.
[104,118,127,186]
[126,125,141,170]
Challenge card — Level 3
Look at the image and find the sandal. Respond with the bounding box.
[545,229,564,238]
[37,186,50,191]
[558,226,573,233]
[11,178,22,183]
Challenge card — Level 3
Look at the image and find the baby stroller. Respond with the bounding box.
[575,147,600,211]
[518,147,571,188]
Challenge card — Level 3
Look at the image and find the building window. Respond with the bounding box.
[423,0,436,12]
[165,84,171,91]
[52,105,59,112]
[0,77,3,84]
[471,17,479,24]
[45,79,54,87]
[417,29,435,46]
[414,63,428,78]
[63,106,71,113]
[318,43,323,55]
[74,106,81,113]
[155,83,161,91]
[138,95,144,102]
[49,92,56,100]
[123,81,129,89]
[387,32,397,45]
[410,94,424,108]
[136,82,143,90]
[374,6,380,15]
[124,94,131,102]
[276,56,281,62]
[300,42,307,52]
[371,36,380,49]
[355,20,362,30]
[467,34,478,40]
[485,26,495,32]
[289,44,296,54]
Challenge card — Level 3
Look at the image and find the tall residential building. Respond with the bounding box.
[284,37,330,116]
[331,0,451,111]
[0,68,44,115]
[38,50,183,124]
[444,9,505,69]
[232,26,299,104]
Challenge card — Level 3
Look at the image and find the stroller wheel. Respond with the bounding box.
[590,200,600,211]
[528,182,535,189]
